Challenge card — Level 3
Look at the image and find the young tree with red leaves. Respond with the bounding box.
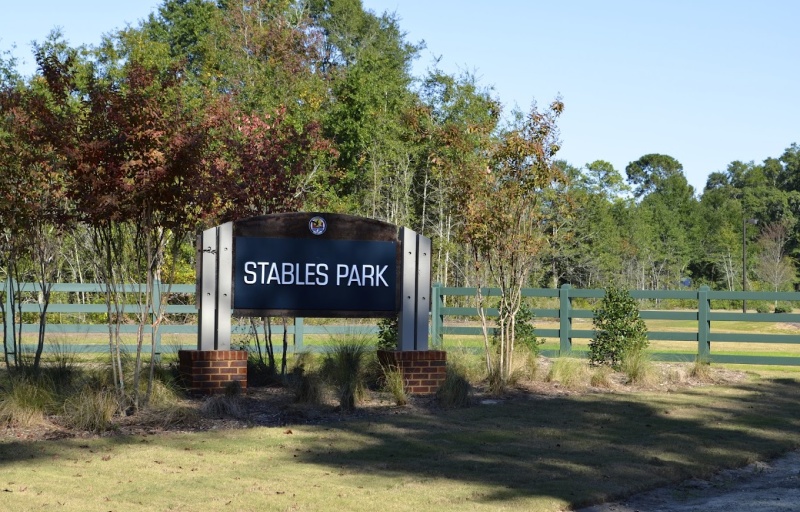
[66,53,224,408]
[0,39,79,372]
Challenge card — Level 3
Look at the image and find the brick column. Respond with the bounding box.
[377,350,447,394]
[178,350,248,395]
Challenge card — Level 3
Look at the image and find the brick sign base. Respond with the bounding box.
[178,350,247,395]
[377,350,447,394]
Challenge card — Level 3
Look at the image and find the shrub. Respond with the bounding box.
[62,387,119,433]
[140,404,199,429]
[690,358,714,382]
[546,357,589,390]
[487,364,504,395]
[247,355,277,387]
[774,302,793,314]
[589,287,648,369]
[493,304,542,355]
[293,371,324,405]
[590,365,615,388]
[201,393,245,419]
[146,378,183,408]
[0,378,56,427]
[755,302,771,314]
[41,340,81,394]
[381,365,408,406]
[436,363,471,408]
[446,348,486,384]
[322,340,370,412]
[620,349,656,386]
[508,344,540,385]
[376,316,399,351]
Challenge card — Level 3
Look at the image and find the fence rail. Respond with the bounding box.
[431,284,800,365]
[3,280,800,366]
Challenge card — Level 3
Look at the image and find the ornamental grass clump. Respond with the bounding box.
[546,357,589,390]
[619,348,656,386]
[322,338,370,412]
[381,365,408,406]
[61,387,119,433]
[589,286,649,369]
[590,364,615,388]
[436,363,472,408]
[0,377,57,427]
[690,357,714,382]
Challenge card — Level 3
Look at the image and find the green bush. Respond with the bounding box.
[755,302,771,313]
[376,316,399,351]
[492,303,542,355]
[513,305,542,355]
[589,287,648,369]
[774,302,793,314]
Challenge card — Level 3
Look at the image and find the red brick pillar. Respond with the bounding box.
[178,350,248,395]
[377,350,447,394]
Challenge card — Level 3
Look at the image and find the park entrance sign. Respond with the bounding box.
[196,213,431,352]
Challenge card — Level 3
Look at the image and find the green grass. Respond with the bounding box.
[2,371,799,511]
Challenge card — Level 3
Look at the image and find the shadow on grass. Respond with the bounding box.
[295,377,800,508]
[0,377,798,510]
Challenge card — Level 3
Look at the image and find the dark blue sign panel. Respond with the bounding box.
[234,237,397,312]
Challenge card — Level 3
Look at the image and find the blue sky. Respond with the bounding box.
[2,0,798,194]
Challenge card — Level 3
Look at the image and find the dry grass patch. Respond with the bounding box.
[61,387,119,432]
[546,357,590,390]
[590,364,615,388]
[690,359,716,382]
[0,379,56,428]
[620,349,658,386]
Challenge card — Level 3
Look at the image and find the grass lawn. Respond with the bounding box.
[2,368,800,512]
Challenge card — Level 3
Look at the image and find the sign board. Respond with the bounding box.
[197,213,430,351]
[234,237,397,315]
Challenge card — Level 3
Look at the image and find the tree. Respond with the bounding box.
[415,69,500,288]
[456,99,564,390]
[625,153,685,198]
[553,160,629,288]
[754,222,796,297]
[0,36,78,372]
[309,0,422,216]
[624,154,699,290]
[48,41,222,408]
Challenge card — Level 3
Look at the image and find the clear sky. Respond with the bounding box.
[2,0,798,194]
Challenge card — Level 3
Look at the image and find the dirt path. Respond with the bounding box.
[576,450,800,512]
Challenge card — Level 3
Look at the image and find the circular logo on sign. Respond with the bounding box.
[309,216,327,235]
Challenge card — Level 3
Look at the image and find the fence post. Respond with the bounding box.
[152,278,162,361]
[559,284,572,355]
[3,277,13,362]
[430,283,443,348]
[697,285,710,361]
[294,317,304,352]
